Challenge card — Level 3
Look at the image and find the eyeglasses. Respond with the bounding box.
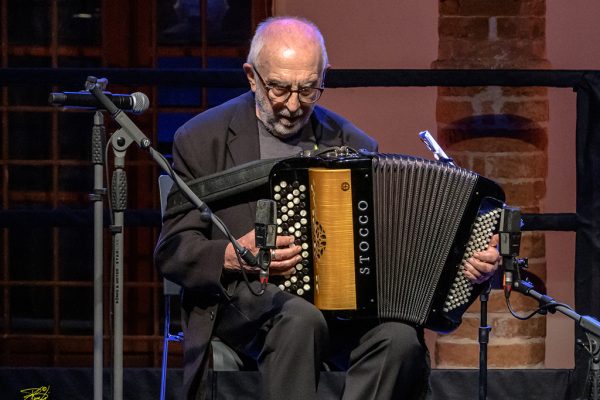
[253,66,324,104]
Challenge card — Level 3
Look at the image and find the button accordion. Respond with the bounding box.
[269,148,505,332]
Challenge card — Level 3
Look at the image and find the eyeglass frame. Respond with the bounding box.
[252,65,325,104]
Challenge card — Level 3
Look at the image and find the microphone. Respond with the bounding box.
[255,199,278,284]
[418,130,454,165]
[499,207,522,298]
[48,91,150,114]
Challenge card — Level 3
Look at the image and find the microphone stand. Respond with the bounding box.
[478,281,492,400]
[91,111,106,400]
[510,273,600,399]
[109,130,128,400]
[85,76,263,399]
[501,208,600,400]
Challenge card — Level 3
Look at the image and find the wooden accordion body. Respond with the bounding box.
[269,148,505,332]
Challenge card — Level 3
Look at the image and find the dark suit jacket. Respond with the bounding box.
[154,91,377,399]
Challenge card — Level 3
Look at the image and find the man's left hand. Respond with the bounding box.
[463,234,501,284]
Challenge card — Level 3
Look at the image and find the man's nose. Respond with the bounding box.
[285,92,302,113]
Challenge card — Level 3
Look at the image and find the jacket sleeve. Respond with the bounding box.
[154,123,230,297]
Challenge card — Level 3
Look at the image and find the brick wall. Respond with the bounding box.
[433,0,549,368]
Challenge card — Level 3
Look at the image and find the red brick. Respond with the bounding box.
[496,16,546,39]
[469,290,540,313]
[436,98,475,124]
[448,137,539,153]
[498,179,546,206]
[435,338,545,367]
[440,0,545,17]
[439,16,490,39]
[438,86,488,97]
[522,259,547,282]
[520,232,546,259]
[484,150,547,179]
[502,99,549,123]
[440,0,522,17]
[502,86,548,97]
[449,313,546,339]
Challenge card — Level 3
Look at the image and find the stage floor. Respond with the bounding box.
[0,367,573,399]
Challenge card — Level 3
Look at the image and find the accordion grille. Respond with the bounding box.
[372,154,477,324]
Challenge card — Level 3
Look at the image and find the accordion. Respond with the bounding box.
[269,148,505,332]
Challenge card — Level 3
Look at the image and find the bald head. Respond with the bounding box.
[247,17,328,73]
[243,17,329,138]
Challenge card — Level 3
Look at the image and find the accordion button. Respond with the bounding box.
[303,284,310,291]
[302,251,309,258]
[281,181,288,188]
[301,243,309,250]
[299,185,306,192]
[296,264,303,271]
[303,276,310,282]
[274,185,281,192]
[295,231,302,238]
[297,288,305,296]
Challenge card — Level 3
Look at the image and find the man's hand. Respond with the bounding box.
[463,234,501,284]
[224,230,302,275]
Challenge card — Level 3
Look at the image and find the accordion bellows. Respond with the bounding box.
[270,150,505,333]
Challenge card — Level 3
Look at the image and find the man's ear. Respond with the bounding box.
[243,63,257,92]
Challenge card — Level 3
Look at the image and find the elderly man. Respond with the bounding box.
[155,16,500,400]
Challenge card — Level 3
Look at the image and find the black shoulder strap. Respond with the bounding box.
[164,157,285,218]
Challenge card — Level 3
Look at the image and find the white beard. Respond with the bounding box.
[255,90,313,138]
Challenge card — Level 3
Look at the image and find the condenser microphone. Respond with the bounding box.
[255,199,277,284]
[255,199,278,249]
[48,91,150,114]
[499,207,522,297]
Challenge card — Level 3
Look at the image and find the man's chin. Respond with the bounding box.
[270,121,303,138]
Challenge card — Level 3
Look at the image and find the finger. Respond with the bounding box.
[269,266,297,276]
[468,256,497,275]
[465,261,482,279]
[275,235,296,247]
[272,245,301,261]
[489,233,499,247]
[473,247,500,264]
[270,255,303,272]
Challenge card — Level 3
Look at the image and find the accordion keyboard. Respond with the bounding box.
[272,180,313,297]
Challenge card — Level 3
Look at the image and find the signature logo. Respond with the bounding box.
[20,386,50,400]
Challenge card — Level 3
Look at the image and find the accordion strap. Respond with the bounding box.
[164,157,285,218]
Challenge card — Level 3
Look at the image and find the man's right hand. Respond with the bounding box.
[224,230,302,275]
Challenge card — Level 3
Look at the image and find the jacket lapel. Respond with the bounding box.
[226,92,261,167]
[226,92,261,218]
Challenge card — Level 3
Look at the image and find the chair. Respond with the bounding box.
[158,175,244,400]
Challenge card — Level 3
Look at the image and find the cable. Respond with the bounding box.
[154,150,266,296]
[506,296,574,320]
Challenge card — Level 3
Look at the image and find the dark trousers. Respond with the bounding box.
[213,281,430,400]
